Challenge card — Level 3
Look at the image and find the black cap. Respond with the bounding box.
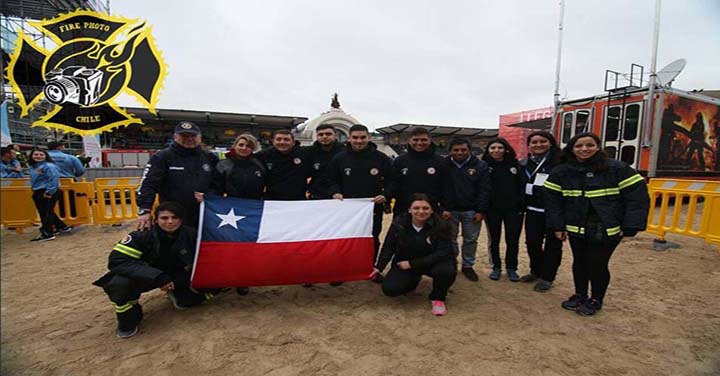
[174,121,201,135]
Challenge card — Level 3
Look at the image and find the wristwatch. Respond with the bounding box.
[137,208,151,216]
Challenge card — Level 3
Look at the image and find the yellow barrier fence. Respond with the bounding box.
[0,178,95,233]
[647,178,720,249]
[92,177,142,225]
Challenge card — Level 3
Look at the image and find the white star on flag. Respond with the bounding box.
[216,208,246,229]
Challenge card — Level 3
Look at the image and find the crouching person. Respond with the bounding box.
[93,201,223,338]
[374,193,457,316]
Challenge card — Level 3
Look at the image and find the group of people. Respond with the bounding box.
[93,120,649,338]
[2,142,86,241]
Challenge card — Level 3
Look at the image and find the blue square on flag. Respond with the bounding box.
[202,196,263,242]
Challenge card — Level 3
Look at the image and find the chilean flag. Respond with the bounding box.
[191,196,375,288]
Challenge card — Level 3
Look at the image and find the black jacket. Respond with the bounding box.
[376,214,453,272]
[136,143,218,223]
[544,158,649,238]
[305,141,343,199]
[520,153,560,211]
[386,144,448,211]
[210,156,266,199]
[326,142,392,199]
[482,156,525,212]
[93,225,197,288]
[256,143,311,200]
[444,155,491,213]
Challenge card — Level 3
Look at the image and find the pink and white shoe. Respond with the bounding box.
[431,300,447,316]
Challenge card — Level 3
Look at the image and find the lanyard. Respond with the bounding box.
[525,156,547,179]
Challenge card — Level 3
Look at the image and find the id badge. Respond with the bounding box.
[525,183,535,195]
[534,173,549,186]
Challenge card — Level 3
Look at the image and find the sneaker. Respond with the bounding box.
[519,273,539,283]
[576,298,603,316]
[431,300,448,316]
[488,269,501,281]
[116,325,139,339]
[166,290,189,310]
[371,273,385,284]
[507,270,520,282]
[461,267,479,282]
[329,281,344,287]
[561,294,588,311]
[236,287,250,295]
[533,280,553,292]
[57,226,73,234]
[30,234,56,242]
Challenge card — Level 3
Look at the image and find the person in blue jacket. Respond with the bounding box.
[1,147,24,178]
[28,148,71,241]
[47,141,85,179]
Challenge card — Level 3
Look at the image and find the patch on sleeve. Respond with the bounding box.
[119,234,132,245]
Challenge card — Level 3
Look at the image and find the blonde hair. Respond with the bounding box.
[232,133,259,153]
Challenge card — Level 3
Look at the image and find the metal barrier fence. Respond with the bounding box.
[647,179,720,250]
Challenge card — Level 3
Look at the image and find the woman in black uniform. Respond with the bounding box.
[519,131,563,292]
[375,193,456,316]
[481,138,525,281]
[207,133,267,295]
[210,133,266,200]
[544,132,649,316]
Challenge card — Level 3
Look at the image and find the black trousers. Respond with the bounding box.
[32,189,67,236]
[382,260,457,301]
[568,236,621,302]
[486,208,523,271]
[99,274,221,331]
[524,210,563,282]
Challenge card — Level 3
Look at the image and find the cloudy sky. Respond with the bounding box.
[112,0,720,129]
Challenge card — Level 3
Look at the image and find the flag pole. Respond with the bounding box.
[550,0,565,134]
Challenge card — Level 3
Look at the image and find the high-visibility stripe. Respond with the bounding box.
[112,299,138,313]
[204,292,214,301]
[562,190,583,197]
[585,188,620,197]
[565,225,585,234]
[566,225,622,236]
[606,226,622,236]
[113,244,142,259]
[544,181,562,192]
[618,174,644,189]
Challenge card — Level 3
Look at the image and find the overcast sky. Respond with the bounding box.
[111,0,720,129]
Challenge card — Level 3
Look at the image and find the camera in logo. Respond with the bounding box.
[44,66,104,106]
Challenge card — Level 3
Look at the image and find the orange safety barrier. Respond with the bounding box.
[647,179,720,251]
[92,177,142,225]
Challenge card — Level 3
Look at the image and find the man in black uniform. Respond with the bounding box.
[93,202,223,338]
[327,124,393,273]
[386,126,448,215]
[256,130,311,200]
[136,121,218,230]
[305,124,343,199]
[441,138,491,282]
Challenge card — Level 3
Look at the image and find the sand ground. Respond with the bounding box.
[1,216,719,376]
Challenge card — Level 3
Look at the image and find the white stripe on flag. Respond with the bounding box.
[257,198,373,243]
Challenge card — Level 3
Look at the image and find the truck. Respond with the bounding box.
[554,85,720,179]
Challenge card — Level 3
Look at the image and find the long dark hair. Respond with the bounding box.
[481,137,517,162]
[27,148,53,167]
[395,193,450,240]
[559,132,608,171]
[526,130,561,163]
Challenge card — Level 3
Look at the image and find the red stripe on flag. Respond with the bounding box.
[192,237,375,288]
